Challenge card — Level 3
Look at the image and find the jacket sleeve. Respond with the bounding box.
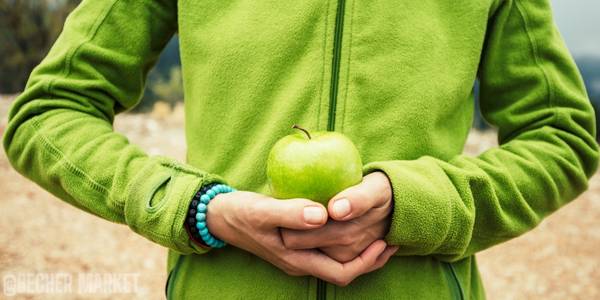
[2,0,222,254]
[363,0,599,261]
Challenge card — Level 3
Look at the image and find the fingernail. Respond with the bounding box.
[333,198,351,218]
[303,206,325,225]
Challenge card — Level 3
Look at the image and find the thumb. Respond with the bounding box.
[328,172,391,221]
[254,197,328,230]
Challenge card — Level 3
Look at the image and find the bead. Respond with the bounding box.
[200,234,210,242]
[203,183,216,191]
[200,195,210,203]
[207,190,216,198]
[185,184,234,248]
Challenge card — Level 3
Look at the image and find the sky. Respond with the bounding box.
[551,0,600,57]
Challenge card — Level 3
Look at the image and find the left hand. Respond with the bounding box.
[281,172,395,262]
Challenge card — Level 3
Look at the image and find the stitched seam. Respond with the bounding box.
[171,171,204,252]
[160,159,205,176]
[316,0,331,131]
[31,118,110,194]
[340,0,355,133]
[34,0,122,201]
[47,0,120,98]
[514,0,557,123]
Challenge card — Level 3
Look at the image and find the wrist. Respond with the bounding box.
[185,183,235,248]
[205,193,228,241]
[185,183,218,248]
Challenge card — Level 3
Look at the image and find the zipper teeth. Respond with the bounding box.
[317,279,326,300]
[318,0,347,298]
[327,0,347,132]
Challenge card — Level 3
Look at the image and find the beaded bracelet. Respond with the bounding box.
[186,183,216,246]
[186,183,235,248]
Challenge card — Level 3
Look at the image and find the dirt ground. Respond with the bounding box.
[0,96,599,299]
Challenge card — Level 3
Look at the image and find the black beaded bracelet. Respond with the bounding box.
[186,183,219,241]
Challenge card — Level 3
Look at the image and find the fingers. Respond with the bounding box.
[251,196,328,230]
[281,220,352,249]
[328,172,392,221]
[365,245,399,273]
[300,240,388,286]
[320,245,360,263]
[277,240,398,286]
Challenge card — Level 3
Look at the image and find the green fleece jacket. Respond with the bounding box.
[3,0,598,299]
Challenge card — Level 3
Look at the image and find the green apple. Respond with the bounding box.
[266,125,363,205]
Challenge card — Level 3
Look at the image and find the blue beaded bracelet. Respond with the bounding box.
[195,184,236,248]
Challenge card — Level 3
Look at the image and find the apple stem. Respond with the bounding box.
[292,124,312,139]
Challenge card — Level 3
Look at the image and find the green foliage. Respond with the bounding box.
[149,66,184,108]
[0,0,80,93]
[135,37,184,112]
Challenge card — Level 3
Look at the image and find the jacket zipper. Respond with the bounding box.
[317,278,327,300]
[443,262,465,300]
[318,0,346,297]
[326,0,347,132]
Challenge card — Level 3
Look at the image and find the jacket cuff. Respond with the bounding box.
[363,157,466,256]
[123,156,226,255]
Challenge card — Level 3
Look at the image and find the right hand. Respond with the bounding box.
[206,191,398,286]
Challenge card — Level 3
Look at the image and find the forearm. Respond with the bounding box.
[367,0,599,261]
[2,0,221,254]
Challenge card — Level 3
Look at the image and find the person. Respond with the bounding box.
[3,0,598,299]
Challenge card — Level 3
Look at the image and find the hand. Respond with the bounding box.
[206,191,397,286]
[281,172,394,262]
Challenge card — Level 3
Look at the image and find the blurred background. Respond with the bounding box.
[0,0,599,299]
